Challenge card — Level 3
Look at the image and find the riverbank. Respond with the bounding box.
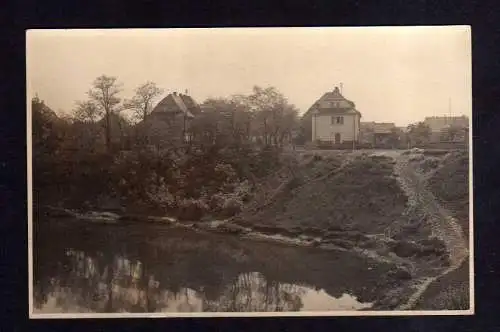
[34,148,470,311]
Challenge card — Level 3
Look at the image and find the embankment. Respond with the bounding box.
[400,149,470,310]
[36,149,470,310]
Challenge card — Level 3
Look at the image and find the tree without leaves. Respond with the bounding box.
[87,75,123,152]
[123,81,164,123]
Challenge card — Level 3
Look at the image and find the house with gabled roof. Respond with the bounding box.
[134,92,201,148]
[179,93,202,117]
[302,86,361,144]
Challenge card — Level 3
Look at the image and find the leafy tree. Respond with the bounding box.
[74,100,101,123]
[195,97,253,147]
[32,96,64,155]
[243,86,299,147]
[123,81,164,122]
[407,122,431,147]
[87,75,123,152]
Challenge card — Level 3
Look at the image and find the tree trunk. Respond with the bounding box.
[105,109,112,152]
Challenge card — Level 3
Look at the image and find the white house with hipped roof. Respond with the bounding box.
[303,87,361,144]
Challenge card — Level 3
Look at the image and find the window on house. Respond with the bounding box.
[331,116,344,125]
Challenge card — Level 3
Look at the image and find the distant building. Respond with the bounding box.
[360,122,397,147]
[424,115,469,142]
[424,115,469,132]
[302,86,361,144]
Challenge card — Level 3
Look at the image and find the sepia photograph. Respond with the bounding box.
[27,27,473,318]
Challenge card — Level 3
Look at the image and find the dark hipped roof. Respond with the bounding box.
[179,94,202,115]
[303,86,361,117]
[151,93,195,118]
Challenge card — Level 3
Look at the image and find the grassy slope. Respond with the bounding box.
[240,154,408,235]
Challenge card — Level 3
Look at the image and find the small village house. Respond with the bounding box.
[302,86,361,146]
[359,122,400,148]
[135,91,201,148]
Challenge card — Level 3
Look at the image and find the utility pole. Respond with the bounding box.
[447,97,452,124]
[352,113,356,151]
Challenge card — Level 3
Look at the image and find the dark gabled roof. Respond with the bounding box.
[317,87,355,107]
[179,94,202,115]
[151,93,195,118]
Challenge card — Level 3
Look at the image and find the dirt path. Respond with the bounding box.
[387,152,469,310]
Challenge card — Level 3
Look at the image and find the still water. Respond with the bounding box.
[33,219,395,313]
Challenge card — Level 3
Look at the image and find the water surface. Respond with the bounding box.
[33,219,396,313]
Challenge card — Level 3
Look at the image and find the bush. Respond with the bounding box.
[177,198,210,221]
[419,158,440,173]
[145,178,176,210]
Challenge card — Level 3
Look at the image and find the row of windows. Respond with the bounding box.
[321,101,342,108]
[331,116,344,125]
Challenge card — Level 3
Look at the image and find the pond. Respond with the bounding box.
[32,219,398,313]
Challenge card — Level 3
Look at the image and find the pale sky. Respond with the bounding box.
[26,27,471,126]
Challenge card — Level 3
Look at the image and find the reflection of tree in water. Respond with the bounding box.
[34,248,306,313]
[203,272,305,312]
[34,224,383,313]
[34,248,167,313]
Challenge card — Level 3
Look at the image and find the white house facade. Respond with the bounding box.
[304,87,361,144]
